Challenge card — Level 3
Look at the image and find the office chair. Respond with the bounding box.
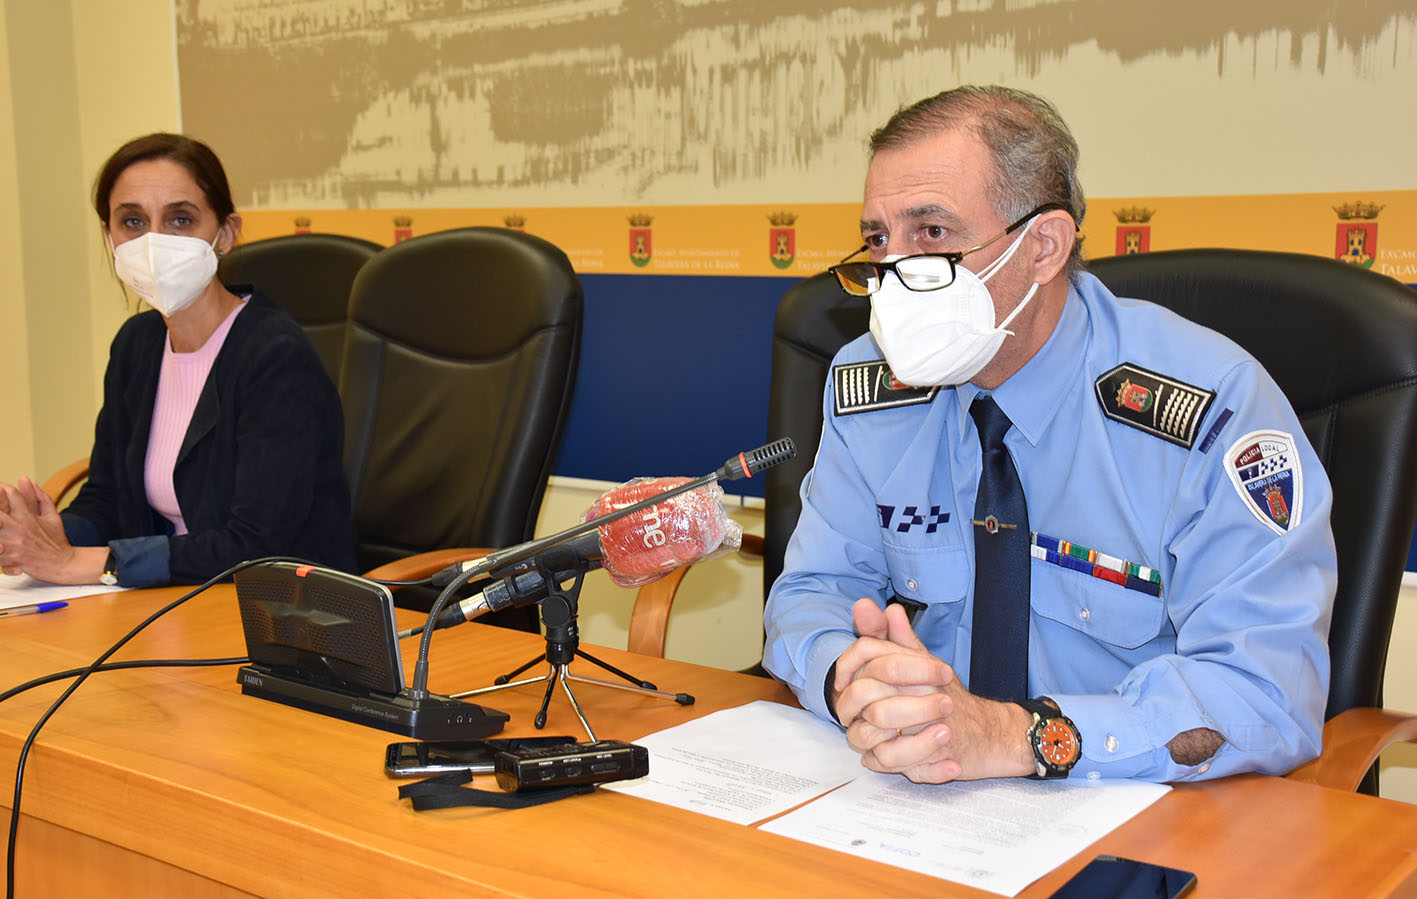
[629,251,1417,793]
[42,233,382,507]
[342,227,583,632]
[40,458,92,510]
[217,232,382,384]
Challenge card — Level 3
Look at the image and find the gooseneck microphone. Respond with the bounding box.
[406,439,797,697]
[425,437,797,593]
[418,469,746,635]
[713,437,796,482]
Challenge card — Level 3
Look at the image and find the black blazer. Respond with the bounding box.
[62,285,356,585]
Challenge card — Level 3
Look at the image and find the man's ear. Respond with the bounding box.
[1028,209,1076,285]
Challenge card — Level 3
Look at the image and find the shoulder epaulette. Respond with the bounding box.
[832,361,938,416]
[1095,362,1214,449]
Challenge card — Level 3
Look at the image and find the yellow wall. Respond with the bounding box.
[0,1,33,483]
[1,0,180,485]
[4,0,91,485]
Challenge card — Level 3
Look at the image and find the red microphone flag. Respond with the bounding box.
[585,477,743,587]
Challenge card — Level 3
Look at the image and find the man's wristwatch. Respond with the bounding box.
[1017,697,1081,779]
[99,550,119,587]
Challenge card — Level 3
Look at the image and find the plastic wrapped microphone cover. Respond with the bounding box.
[584,477,744,587]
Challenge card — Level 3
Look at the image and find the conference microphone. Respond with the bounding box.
[408,439,796,695]
[710,437,796,482]
[428,532,602,589]
[425,439,795,591]
[422,477,742,632]
[420,533,602,633]
[419,563,598,633]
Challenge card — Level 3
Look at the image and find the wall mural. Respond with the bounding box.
[178,0,1415,210]
[174,0,1417,548]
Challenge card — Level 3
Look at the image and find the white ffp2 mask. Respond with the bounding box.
[868,219,1040,387]
[111,231,220,317]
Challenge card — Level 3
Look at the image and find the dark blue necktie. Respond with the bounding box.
[968,395,1030,700]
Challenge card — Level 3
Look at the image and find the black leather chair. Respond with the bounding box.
[629,251,1417,793]
[758,276,876,598]
[217,233,381,383]
[343,227,583,631]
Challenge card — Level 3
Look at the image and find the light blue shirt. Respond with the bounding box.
[762,273,1336,782]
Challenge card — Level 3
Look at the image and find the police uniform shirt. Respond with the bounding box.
[762,271,1336,782]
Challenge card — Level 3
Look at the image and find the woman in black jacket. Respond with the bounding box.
[0,134,355,587]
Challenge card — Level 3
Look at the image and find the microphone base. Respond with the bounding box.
[237,665,509,740]
[448,650,694,741]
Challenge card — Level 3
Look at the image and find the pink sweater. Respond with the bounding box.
[144,300,248,534]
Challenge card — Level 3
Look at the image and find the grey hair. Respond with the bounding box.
[869,85,1087,278]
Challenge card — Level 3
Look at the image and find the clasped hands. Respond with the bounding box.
[831,598,1034,783]
[0,477,95,584]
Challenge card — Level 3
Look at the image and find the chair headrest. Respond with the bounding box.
[348,227,582,358]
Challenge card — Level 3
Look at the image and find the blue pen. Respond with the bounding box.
[0,601,69,619]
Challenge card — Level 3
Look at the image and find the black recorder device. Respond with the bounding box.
[494,740,648,791]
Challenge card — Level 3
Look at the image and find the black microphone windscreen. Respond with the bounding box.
[717,438,797,481]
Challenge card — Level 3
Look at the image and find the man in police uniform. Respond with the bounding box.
[762,86,1335,783]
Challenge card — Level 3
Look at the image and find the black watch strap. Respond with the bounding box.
[100,549,119,587]
[1017,697,1080,779]
[1015,697,1057,719]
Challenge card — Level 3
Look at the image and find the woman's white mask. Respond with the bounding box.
[110,231,220,317]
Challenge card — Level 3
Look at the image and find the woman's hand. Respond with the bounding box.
[0,480,21,575]
[0,478,106,584]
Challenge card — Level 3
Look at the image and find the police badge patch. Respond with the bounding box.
[832,361,938,416]
[1225,430,1303,535]
[1095,363,1215,449]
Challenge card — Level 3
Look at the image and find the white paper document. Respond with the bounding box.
[0,574,125,610]
[760,772,1169,896]
[602,699,862,825]
[609,701,1169,894]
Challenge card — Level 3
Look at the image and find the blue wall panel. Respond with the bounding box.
[551,273,798,498]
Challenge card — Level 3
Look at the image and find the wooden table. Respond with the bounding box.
[3,586,1416,898]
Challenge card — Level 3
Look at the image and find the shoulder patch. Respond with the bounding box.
[1224,429,1303,535]
[832,361,938,416]
[1095,362,1215,449]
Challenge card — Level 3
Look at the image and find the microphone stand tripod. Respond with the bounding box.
[450,560,693,741]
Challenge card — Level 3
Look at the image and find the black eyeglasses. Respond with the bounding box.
[828,202,1070,297]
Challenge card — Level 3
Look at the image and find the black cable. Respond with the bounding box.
[0,657,248,704]
[4,555,308,899]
